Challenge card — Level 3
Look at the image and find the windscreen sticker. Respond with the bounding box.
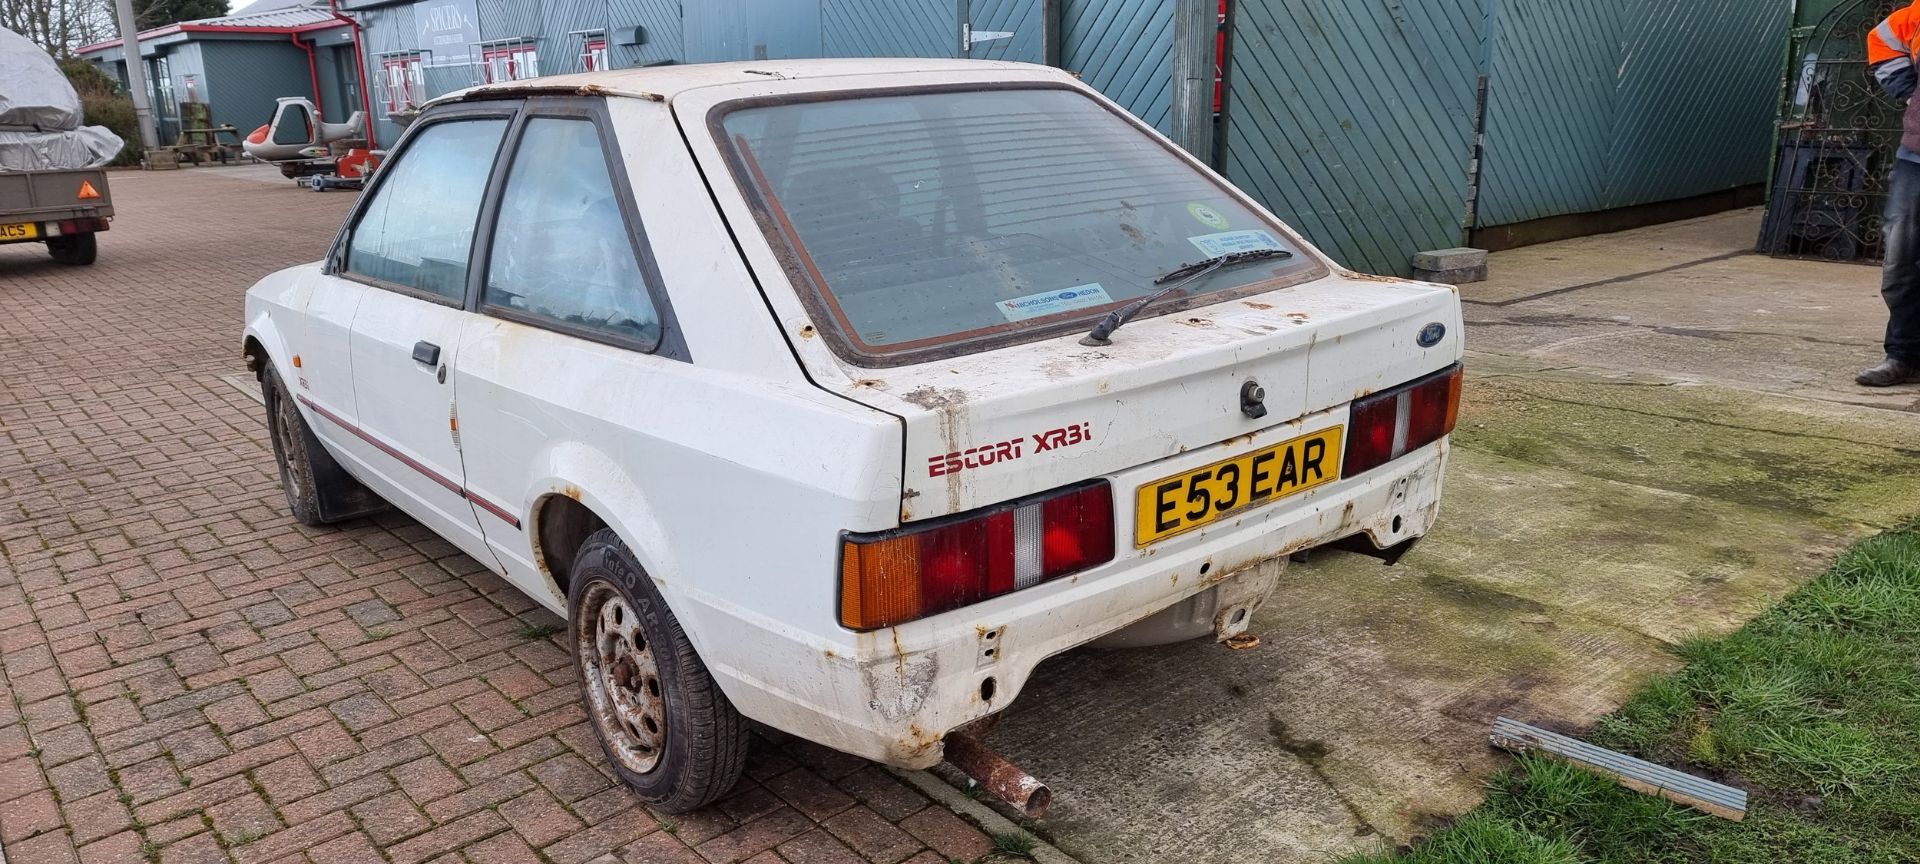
[1187,202,1231,230]
[1188,229,1284,258]
[997,283,1114,322]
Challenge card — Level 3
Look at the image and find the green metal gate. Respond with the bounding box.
[1760,0,1906,263]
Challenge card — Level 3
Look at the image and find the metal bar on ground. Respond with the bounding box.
[1490,717,1748,822]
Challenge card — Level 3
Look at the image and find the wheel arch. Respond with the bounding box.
[243,335,269,378]
[524,470,740,699]
[521,444,684,616]
[529,491,605,601]
[241,312,293,386]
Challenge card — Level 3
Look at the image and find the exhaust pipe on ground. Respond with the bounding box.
[943,731,1052,819]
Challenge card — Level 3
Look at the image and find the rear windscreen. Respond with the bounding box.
[717,87,1323,364]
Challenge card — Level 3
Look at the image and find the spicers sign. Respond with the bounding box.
[414,0,480,66]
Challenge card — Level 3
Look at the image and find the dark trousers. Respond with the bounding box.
[1883,158,1920,364]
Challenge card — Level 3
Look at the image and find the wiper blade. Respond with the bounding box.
[1079,248,1295,346]
[1153,248,1295,286]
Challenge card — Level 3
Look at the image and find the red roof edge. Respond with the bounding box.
[77,18,345,54]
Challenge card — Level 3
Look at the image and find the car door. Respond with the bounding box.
[452,99,685,603]
[330,105,517,562]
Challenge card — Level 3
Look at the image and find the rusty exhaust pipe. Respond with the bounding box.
[943,732,1052,819]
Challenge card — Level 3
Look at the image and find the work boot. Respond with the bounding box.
[1856,356,1920,387]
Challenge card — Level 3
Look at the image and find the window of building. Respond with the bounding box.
[479,39,539,83]
[346,118,509,300]
[572,31,609,72]
[151,56,173,110]
[378,52,426,114]
[483,118,659,347]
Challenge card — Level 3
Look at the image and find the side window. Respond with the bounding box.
[346,118,508,300]
[483,117,660,346]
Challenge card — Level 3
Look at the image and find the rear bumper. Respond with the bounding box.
[706,438,1449,767]
[0,214,111,245]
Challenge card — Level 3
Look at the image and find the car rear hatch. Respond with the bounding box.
[820,272,1462,522]
[673,68,1461,523]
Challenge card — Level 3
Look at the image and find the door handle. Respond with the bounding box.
[411,341,440,366]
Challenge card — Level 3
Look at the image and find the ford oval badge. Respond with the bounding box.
[1417,322,1447,348]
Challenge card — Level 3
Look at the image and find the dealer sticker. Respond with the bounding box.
[1188,229,1284,258]
[997,283,1115,322]
[1187,202,1231,230]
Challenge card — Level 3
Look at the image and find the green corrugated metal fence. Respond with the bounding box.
[1478,0,1791,226]
[1225,0,1790,274]
[1224,0,1480,276]
[1062,0,1175,133]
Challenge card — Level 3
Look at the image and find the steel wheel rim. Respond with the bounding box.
[272,387,307,502]
[578,582,667,774]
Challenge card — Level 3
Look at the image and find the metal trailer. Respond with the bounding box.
[0,167,113,265]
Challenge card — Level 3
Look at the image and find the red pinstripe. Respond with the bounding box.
[297,395,522,530]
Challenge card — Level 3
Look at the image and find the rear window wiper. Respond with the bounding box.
[1080,248,1295,346]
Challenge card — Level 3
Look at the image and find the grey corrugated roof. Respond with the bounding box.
[227,0,310,15]
[178,1,341,29]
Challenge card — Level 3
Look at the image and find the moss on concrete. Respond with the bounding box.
[1452,371,1920,528]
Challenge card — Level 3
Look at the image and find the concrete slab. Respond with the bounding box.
[977,212,1920,863]
[1461,209,1768,305]
[1463,207,1915,411]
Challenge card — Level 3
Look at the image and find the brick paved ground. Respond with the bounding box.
[0,168,1002,864]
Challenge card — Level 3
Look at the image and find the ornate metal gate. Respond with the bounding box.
[1761,0,1907,262]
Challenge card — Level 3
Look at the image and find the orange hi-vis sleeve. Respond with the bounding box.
[1871,5,1919,67]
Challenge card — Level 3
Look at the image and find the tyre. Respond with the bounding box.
[257,359,387,525]
[260,360,329,526]
[46,233,97,266]
[570,528,748,812]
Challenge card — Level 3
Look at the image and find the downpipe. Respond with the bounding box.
[1326,534,1422,566]
[943,731,1052,819]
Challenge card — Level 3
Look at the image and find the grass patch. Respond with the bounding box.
[1347,525,1920,863]
[991,831,1038,858]
[515,621,563,641]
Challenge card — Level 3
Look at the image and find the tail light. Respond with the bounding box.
[840,481,1114,630]
[1343,364,1462,478]
[53,218,109,236]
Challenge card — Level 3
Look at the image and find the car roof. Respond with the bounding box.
[424,58,1057,109]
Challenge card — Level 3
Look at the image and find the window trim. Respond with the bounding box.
[469,96,688,361]
[705,82,1329,369]
[324,100,522,309]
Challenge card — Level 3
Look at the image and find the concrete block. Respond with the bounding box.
[1413,264,1488,285]
[1412,247,1488,272]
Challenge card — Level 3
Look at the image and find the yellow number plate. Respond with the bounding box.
[1135,426,1344,547]
[0,222,39,240]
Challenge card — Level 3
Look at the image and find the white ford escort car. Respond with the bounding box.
[242,59,1462,813]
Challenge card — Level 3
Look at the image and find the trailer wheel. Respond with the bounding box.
[570,528,748,813]
[46,233,96,266]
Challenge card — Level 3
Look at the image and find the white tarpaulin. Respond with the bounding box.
[0,25,125,170]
